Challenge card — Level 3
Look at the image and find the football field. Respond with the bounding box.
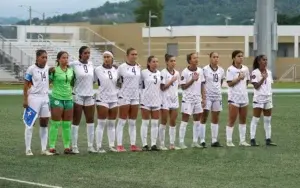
[0,90,300,187]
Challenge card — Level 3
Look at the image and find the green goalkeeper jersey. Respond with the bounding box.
[50,66,74,100]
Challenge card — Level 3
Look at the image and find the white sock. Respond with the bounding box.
[169,126,176,145]
[179,121,188,144]
[39,127,48,151]
[226,126,234,142]
[116,119,126,146]
[87,123,95,147]
[141,119,149,146]
[128,119,136,145]
[151,119,159,146]
[199,123,206,143]
[211,123,219,143]
[107,119,116,147]
[250,117,260,139]
[159,124,166,146]
[71,125,79,148]
[193,121,199,142]
[25,127,33,151]
[96,119,106,149]
[264,116,272,139]
[239,124,246,142]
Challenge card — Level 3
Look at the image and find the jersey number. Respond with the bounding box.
[154,75,157,84]
[108,71,113,79]
[40,72,46,81]
[213,74,219,82]
[132,67,136,75]
[83,65,88,73]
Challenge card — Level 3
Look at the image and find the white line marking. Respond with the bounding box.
[0,177,62,188]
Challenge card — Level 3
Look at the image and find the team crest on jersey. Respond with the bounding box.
[181,76,184,80]
[251,75,256,79]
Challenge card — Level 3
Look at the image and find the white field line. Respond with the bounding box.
[0,177,62,188]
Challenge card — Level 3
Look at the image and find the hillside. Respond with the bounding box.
[17,0,300,26]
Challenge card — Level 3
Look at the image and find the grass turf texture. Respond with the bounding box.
[0,94,300,188]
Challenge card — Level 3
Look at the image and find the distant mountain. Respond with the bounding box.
[0,17,21,24]
[16,0,300,26]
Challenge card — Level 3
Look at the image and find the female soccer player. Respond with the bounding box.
[23,49,52,156]
[94,51,118,153]
[179,52,206,149]
[226,50,250,147]
[48,51,75,155]
[250,55,277,146]
[201,52,225,147]
[159,54,180,150]
[70,46,96,153]
[116,47,141,152]
[140,56,161,151]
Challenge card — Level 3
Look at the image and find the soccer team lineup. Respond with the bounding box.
[23,46,276,156]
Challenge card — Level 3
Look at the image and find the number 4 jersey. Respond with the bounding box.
[203,65,225,101]
[141,69,161,107]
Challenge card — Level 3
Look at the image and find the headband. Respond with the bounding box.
[103,51,114,58]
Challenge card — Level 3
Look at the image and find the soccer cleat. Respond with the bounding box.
[159,146,168,151]
[64,148,75,155]
[226,141,235,147]
[97,148,106,153]
[71,147,80,154]
[200,142,207,148]
[239,141,251,147]
[179,143,188,149]
[41,150,54,156]
[49,148,59,155]
[211,142,223,147]
[87,147,97,153]
[142,145,150,151]
[117,145,126,152]
[108,147,118,152]
[266,139,277,146]
[250,139,259,146]
[26,150,33,156]
[130,145,142,152]
[151,145,160,151]
[169,144,181,150]
[191,142,202,148]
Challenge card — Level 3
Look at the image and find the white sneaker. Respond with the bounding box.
[191,142,202,148]
[169,144,181,150]
[41,150,54,156]
[97,148,106,153]
[239,141,251,147]
[72,147,80,154]
[109,147,118,152]
[159,146,168,151]
[88,146,97,153]
[227,141,235,147]
[179,143,188,149]
[26,150,33,156]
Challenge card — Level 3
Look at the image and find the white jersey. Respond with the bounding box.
[180,67,205,103]
[141,69,162,107]
[69,60,94,96]
[94,65,119,103]
[226,65,250,104]
[160,68,180,102]
[203,65,225,101]
[251,69,273,103]
[117,62,141,100]
[24,64,49,96]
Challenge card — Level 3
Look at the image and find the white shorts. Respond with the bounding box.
[204,100,223,112]
[253,101,273,109]
[228,100,248,108]
[27,95,50,118]
[96,101,118,109]
[140,105,160,111]
[118,97,139,106]
[181,102,203,115]
[161,97,179,110]
[73,94,95,106]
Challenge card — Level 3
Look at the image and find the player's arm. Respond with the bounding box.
[201,82,206,101]
[23,68,32,108]
[181,71,195,90]
[160,72,176,91]
[246,68,250,86]
[221,69,225,86]
[48,67,55,84]
[251,71,265,89]
[226,69,241,87]
[116,66,122,88]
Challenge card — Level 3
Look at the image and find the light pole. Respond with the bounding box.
[216,13,232,25]
[148,10,158,56]
[19,5,32,25]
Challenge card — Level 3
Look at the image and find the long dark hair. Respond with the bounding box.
[79,46,89,59]
[253,54,265,70]
[56,51,68,66]
[231,50,243,65]
[147,55,155,69]
[186,52,196,64]
[35,49,47,67]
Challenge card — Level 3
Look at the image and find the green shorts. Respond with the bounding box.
[50,97,73,110]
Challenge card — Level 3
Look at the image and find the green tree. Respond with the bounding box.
[134,0,163,26]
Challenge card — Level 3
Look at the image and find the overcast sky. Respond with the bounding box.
[0,0,124,18]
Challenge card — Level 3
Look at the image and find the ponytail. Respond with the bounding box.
[147,55,155,70]
[253,55,265,70]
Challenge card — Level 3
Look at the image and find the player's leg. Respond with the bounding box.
[227,102,239,147]
[150,108,160,151]
[179,102,191,149]
[71,95,84,153]
[83,97,96,153]
[250,103,262,146]
[96,103,109,153]
[197,100,211,148]
[238,104,250,146]
[263,102,276,146]
[159,108,168,150]
[210,101,222,147]
[107,103,118,152]
[193,102,205,148]
[61,100,74,154]
[116,98,130,152]
[128,100,141,151]
[141,106,151,151]
[169,109,180,150]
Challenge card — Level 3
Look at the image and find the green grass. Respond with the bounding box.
[0,94,300,188]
